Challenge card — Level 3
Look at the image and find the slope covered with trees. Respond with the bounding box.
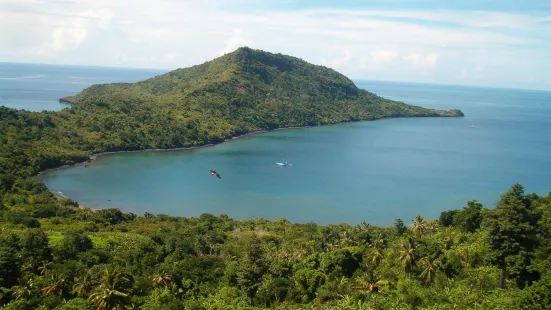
[0,182,550,309]
[1,47,462,180]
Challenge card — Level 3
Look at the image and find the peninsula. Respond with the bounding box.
[1,47,462,179]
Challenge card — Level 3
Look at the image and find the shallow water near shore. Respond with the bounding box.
[34,75,551,224]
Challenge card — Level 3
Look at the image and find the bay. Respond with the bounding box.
[4,63,550,225]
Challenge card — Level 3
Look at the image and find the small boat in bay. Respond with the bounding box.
[276,161,292,166]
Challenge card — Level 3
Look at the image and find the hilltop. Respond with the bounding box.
[62,46,462,135]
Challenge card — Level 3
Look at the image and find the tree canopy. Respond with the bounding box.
[0,182,550,309]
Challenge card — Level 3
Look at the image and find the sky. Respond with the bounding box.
[1,0,551,90]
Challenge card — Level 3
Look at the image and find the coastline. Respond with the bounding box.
[35,116,456,213]
[51,190,100,212]
[37,126,308,211]
[36,126,312,177]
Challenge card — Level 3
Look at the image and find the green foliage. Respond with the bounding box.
[483,184,541,289]
[55,233,93,260]
[440,200,484,233]
[393,218,407,235]
[56,298,96,310]
[0,184,549,308]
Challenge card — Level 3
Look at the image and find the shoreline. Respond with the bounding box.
[35,116,458,212]
[37,126,311,211]
[51,191,100,212]
[36,126,312,177]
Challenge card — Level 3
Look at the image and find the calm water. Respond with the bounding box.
[5,63,550,225]
[0,62,164,111]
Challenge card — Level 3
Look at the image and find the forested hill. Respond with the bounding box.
[0,47,462,179]
[62,47,463,134]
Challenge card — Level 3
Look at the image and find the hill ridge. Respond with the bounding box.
[1,47,462,178]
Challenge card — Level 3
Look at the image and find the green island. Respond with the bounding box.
[1,48,550,309]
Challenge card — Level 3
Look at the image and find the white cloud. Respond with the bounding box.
[25,27,88,55]
[321,51,352,68]
[50,27,88,51]
[360,50,398,67]
[78,8,115,21]
[402,53,439,68]
[219,28,251,56]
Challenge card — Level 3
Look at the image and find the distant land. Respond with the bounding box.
[0,47,463,180]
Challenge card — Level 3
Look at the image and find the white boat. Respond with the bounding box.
[276,161,291,166]
[470,124,475,128]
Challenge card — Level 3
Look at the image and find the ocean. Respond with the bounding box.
[3,62,551,225]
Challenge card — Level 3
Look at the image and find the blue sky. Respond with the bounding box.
[1,0,550,90]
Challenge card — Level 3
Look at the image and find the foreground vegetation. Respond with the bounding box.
[0,180,550,309]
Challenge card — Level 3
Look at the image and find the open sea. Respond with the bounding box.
[2,62,551,225]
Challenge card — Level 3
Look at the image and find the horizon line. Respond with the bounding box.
[1,60,550,93]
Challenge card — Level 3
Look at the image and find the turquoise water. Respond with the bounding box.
[4,63,550,225]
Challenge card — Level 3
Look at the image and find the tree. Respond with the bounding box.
[394,218,407,235]
[38,260,52,276]
[352,273,388,308]
[399,238,416,275]
[353,275,388,294]
[98,209,125,225]
[88,267,131,310]
[141,288,184,310]
[12,280,34,300]
[72,271,93,296]
[418,256,440,284]
[454,200,484,233]
[411,216,427,235]
[439,210,458,227]
[150,268,172,288]
[236,235,267,304]
[483,184,541,288]
[20,228,52,269]
[57,232,93,260]
[42,272,65,296]
[0,242,20,287]
[370,233,385,267]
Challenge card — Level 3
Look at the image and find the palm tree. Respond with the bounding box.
[399,238,416,275]
[419,256,440,284]
[13,280,33,300]
[72,271,93,296]
[353,274,389,308]
[38,260,52,276]
[427,220,440,233]
[370,233,385,267]
[88,267,130,310]
[150,268,172,288]
[42,272,65,296]
[353,275,388,295]
[339,230,354,247]
[412,216,428,235]
[356,221,370,231]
